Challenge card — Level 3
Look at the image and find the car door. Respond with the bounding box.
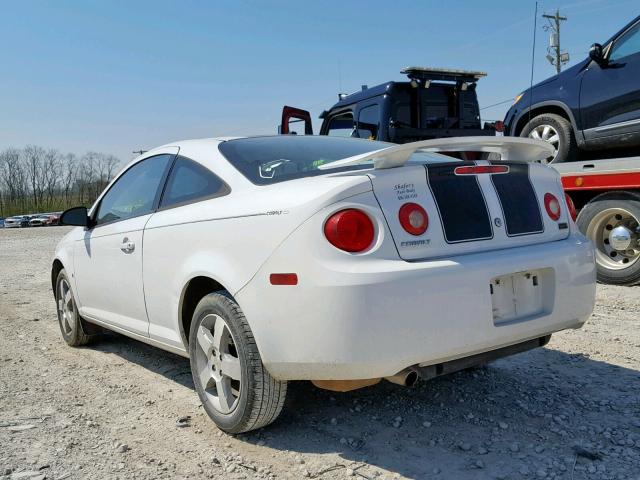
[142,155,231,349]
[73,150,176,336]
[581,20,640,141]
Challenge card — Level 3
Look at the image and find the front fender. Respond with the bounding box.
[512,100,585,147]
[51,227,82,304]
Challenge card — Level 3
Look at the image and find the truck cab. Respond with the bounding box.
[280,67,501,143]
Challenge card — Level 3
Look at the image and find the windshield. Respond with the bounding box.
[219,136,450,185]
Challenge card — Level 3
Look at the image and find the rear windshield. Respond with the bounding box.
[219,136,391,185]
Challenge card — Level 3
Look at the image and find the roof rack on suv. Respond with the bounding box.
[401,66,487,83]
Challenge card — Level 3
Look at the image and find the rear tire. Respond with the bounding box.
[189,292,287,433]
[55,269,91,346]
[577,194,640,285]
[520,113,577,164]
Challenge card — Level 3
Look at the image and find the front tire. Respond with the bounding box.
[189,292,287,433]
[55,269,91,346]
[577,194,640,285]
[520,113,577,164]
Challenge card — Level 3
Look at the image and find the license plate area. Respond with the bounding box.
[490,268,554,325]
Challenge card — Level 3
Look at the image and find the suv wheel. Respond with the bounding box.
[189,292,287,433]
[520,113,577,164]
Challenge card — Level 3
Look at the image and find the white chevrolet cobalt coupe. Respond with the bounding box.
[53,135,596,433]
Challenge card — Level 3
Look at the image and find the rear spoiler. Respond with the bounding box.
[318,137,555,171]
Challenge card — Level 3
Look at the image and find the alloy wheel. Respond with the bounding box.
[528,124,560,164]
[194,314,242,414]
[57,278,75,335]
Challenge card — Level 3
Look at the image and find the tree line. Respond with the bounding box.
[0,146,121,218]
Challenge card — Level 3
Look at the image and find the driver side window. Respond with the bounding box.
[610,21,640,62]
[95,154,172,226]
[326,112,355,137]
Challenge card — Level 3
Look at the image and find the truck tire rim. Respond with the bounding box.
[57,278,75,335]
[586,208,640,271]
[528,125,559,163]
[194,314,241,414]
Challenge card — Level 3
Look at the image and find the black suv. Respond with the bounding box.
[281,67,499,143]
[504,15,640,163]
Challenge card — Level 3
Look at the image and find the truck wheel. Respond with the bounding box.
[189,292,287,433]
[520,113,577,164]
[577,195,640,285]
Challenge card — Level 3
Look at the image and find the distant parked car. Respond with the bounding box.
[30,214,53,227]
[4,216,29,228]
[504,15,640,163]
[47,213,62,226]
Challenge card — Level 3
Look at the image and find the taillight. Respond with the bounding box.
[324,209,374,252]
[398,203,429,235]
[544,193,561,221]
[454,165,509,175]
[565,193,577,222]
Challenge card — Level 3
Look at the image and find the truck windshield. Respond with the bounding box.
[219,136,390,185]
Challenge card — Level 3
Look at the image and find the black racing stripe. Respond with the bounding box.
[490,163,544,236]
[426,164,493,243]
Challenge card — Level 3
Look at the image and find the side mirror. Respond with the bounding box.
[60,206,91,227]
[589,43,606,65]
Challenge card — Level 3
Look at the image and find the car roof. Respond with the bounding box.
[149,136,235,152]
[110,136,257,197]
[119,135,383,196]
[331,82,396,109]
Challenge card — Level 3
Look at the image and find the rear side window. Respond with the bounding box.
[394,102,412,127]
[160,156,229,208]
[218,136,393,185]
[391,86,414,128]
[356,105,380,140]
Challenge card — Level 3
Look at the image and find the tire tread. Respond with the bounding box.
[520,113,577,163]
[191,292,287,433]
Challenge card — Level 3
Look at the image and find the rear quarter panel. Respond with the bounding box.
[142,175,372,351]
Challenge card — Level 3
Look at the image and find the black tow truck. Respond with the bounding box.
[280,67,502,144]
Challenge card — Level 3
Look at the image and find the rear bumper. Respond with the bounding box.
[414,335,551,380]
[237,233,596,380]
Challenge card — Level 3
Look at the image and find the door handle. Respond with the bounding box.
[120,237,135,254]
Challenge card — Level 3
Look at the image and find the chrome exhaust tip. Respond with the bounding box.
[384,368,419,387]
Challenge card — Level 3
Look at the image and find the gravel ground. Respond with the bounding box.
[0,227,638,480]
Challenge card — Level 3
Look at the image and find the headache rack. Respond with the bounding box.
[401,66,487,83]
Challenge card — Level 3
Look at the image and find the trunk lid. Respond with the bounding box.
[368,161,570,261]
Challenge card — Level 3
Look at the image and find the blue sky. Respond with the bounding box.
[0,0,637,161]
